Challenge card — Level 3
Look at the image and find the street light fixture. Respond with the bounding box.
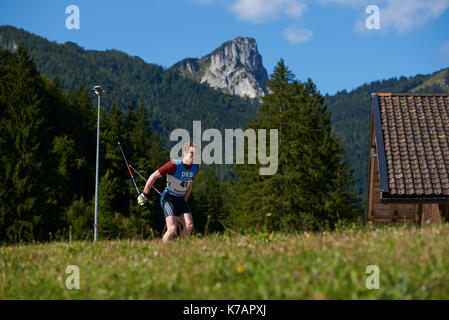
[93,85,105,242]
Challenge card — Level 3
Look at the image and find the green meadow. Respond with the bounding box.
[1,224,449,299]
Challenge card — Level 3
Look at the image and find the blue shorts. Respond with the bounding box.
[160,191,191,218]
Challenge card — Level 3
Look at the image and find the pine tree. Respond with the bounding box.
[69,85,97,201]
[0,45,59,241]
[230,60,360,232]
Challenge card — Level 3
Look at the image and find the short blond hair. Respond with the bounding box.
[182,142,197,156]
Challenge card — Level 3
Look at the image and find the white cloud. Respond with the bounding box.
[190,0,311,44]
[380,0,449,34]
[229,0,307,23]
[319,0,449,34]
[191,0,449,34]
[283,26,313,44]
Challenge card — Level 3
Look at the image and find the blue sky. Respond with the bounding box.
[1,0,449,94]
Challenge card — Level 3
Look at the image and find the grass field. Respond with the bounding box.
[1,224,449,299]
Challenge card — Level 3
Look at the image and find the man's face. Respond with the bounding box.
[184,146,196,164]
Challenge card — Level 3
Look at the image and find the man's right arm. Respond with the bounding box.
[138,170,162,206]
[143,170,163,195]
[138,161,176,206]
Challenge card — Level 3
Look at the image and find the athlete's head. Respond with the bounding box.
[182,142,197,165]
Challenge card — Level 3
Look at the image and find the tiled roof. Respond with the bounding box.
[374,93,449,198]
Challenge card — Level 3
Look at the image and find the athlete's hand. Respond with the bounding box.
[137,193,148,206]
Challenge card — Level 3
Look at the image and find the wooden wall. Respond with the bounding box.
[367,152,417,223]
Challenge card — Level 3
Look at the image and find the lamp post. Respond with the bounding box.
[93,85,105,242]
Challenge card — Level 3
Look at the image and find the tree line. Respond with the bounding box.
[4,25,445,204]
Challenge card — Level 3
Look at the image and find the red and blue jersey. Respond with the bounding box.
[158,160,198,197]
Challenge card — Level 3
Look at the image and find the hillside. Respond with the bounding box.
[0,26,258,152]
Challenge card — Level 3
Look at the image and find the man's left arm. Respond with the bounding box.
[184,181,193,202]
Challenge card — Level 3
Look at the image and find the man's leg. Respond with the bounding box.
[162,216,178,243]
[179,213,194,239]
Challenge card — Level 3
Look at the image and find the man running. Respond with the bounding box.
[137,142,198,242]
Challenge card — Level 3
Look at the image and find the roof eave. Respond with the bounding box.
[371,93,390,194]
[380,192,449,204]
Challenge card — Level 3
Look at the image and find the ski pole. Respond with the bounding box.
[118,141,140,195]
[129,164,161,195]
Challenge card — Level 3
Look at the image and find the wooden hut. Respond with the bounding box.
[365,93,449,225]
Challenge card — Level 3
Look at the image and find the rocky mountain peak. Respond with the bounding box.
[171,37,268,99]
